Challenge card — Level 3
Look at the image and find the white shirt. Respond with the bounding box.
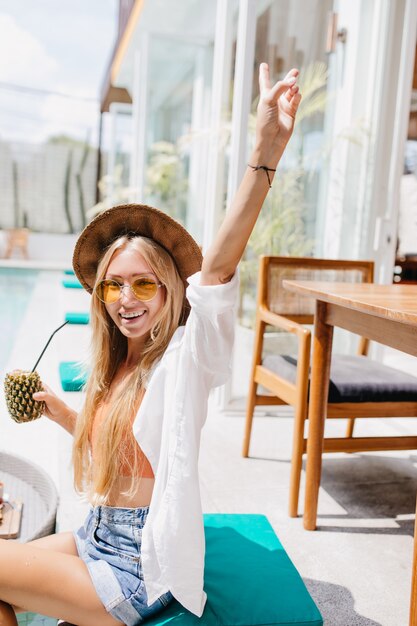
[132,270,239,616]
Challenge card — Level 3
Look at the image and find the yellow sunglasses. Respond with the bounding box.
[95,277,163,304]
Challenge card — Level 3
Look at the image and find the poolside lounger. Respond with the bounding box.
[62,278,83,289]
[65,312,90,325]
[59,362,87,392]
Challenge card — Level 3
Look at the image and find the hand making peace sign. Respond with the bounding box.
[255,63,301,165]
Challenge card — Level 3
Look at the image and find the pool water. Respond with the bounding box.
[0,268,39,372]
[1,268,64,626]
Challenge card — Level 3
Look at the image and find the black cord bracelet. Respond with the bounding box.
[248,164,276,188]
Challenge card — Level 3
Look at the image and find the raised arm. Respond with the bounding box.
[201,63,301,285]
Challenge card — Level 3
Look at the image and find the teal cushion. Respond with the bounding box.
[17,613,56,625]
[65,312,90,325]
[147,514,322,626]
[62,278,83,289]
[59,361,87,392]
[63,269,75,275]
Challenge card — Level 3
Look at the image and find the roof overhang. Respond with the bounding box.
[100,0,218,113]
[100,0,144,113]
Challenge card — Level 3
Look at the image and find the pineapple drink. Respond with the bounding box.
[3,321,68,423]
[4,370,45,423]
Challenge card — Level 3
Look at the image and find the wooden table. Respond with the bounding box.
[282,281,417,624]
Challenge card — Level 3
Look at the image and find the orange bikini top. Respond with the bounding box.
[90,391,154,479]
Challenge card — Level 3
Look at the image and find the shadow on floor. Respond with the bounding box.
[315,454,417,535]
[247,451,417,534]
[305,577,383,625]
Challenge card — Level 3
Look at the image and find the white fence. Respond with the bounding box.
[0,140,102,234]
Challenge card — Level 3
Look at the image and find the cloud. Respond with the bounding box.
[0,13,101,144]
[0,14,58,86]
[0,5,117,145]
[40,95,99,143]
[0,90,99,145]
[0,14,60,143]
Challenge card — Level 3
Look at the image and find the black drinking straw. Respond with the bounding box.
[31,321,69,373]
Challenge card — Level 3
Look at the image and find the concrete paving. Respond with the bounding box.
[2,267,417,625]
[200,407,416,626]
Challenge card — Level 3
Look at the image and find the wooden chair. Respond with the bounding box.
[242,256,417,517]
[3,228,29,259]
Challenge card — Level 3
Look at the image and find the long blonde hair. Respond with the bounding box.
[72,235,185,503]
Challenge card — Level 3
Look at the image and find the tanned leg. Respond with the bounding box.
[0,539,123,626]
[27,532,79,555]
[11,532,79,615]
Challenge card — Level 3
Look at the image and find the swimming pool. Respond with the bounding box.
[1,268,76,626]
[0,268,41,372]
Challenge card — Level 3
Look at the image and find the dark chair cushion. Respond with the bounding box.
[262,354,417,403]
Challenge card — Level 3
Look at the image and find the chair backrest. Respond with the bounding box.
[258,256,374,324]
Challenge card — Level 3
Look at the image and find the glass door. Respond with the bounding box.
[127,0,220,245]
[228,0,417,406]
[238,0,334,328]
[226,0,335,407]
[319,0,417,285]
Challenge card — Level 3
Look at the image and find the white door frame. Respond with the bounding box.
[374,0,417,283]
[320,0,417,282]
[130,32,150,202]
[202,0,237,252]
[214,0,257,410]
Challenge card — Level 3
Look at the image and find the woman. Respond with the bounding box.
[0,63,300,626]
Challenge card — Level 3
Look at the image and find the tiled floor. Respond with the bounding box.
[2,265,417,625]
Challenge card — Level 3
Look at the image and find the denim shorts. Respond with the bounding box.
[74,505,173,625]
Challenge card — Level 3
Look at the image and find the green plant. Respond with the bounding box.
[12,161,20,228]
[87,164,135,219]
[48,134,95,231]
[75,133,91,229]
[64,149,75,234]
[145,141,188,223]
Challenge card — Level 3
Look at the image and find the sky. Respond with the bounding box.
[0,0,118,145]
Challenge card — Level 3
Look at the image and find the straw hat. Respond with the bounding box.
[72,203,203,321]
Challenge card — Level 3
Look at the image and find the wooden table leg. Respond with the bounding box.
[410,496,417,625]
[303,300,334,530]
